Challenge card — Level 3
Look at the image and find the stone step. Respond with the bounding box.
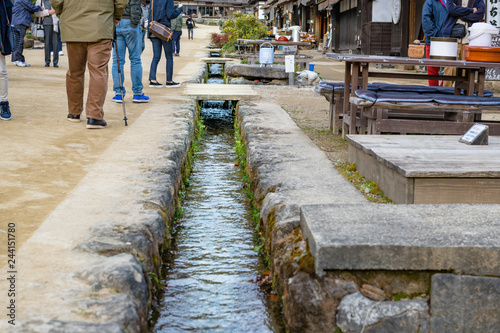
[183,83,261,101]
[300,203,500,276]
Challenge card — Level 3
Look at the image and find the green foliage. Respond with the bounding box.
[221,14,269,52]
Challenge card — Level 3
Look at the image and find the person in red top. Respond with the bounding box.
[422,0,448,86]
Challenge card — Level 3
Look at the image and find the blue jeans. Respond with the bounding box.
[188,28,193,39]
[141,29,146,52]
[11,25,27,63]
[172,31,182,54]
[112,19,143,95]
[149,37,174,82]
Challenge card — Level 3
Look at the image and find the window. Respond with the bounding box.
[185,6,197,16]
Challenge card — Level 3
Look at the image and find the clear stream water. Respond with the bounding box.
[152,96,285,331]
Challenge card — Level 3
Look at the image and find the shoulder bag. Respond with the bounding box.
[148,0,173,41]
[450,23,466,39]
[31,18,44,39]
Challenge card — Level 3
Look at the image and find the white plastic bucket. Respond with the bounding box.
[430,37,458,60]
[468,22,499,47]
[469,33,493,47]
[259,42,274,66]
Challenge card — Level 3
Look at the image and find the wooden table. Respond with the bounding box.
[325,53,500,135]
[243,39,311,55]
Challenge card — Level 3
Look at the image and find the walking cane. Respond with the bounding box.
[113,30,128,126]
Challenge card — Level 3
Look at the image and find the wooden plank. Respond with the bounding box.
[414,178,500,204]
[346,136,500,178]
[348,144,414,204]
[347,135,500,204]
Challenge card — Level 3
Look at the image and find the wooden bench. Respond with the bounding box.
[315,81,496,135]
[351,89,500,135]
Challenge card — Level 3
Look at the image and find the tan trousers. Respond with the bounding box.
[442,42,466,87]
[66,40,112,120]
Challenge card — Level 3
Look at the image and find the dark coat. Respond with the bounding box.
[0,0,13,55]
[441,0,485,38]
[422,0,448,45]
[12,0,42,28]
[147,0,181,37]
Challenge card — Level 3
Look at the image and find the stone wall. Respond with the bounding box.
[237,100,500,333]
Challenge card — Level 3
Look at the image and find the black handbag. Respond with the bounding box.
[148,0,173,41]
[450,23,466,39]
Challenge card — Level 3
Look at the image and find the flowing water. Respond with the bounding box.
[152,100,285,332]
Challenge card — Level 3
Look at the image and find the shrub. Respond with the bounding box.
[220,13,268,52]
[211,33,229,48]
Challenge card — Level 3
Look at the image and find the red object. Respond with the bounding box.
[464,46,500,62]
[278,36,288,41]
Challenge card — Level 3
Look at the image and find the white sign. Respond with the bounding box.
[487,0,500,28]
[285,55,295,73]
[459,123,489,144]
[282,45,297,55]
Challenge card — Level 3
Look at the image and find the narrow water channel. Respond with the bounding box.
[151,101,285,332]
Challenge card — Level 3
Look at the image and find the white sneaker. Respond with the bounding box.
[11,61,18,65]
[59,51,64,56]
[16,62,30,67]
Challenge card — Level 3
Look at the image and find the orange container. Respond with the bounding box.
[408,44,425,59]
[464,46,500,62]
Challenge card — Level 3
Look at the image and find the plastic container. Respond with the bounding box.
[309,64,315,71]
[464,46,500,62]
[289,26,301,42]
[429,37,458,60]
[259,42,274,67]
[468,23,499,47]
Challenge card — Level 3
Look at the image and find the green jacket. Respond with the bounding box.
[171,14,182,32]
[123,0,142,28]
[50,0,129,42]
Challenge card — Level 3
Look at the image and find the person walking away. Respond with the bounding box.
[0,0,13,120]
[148,0,182,88]
[36,0,59,67]
[441,0,485,87]
[171,10,182,56]
[186,14,194,39]
[11,0,47,67]
[140,0,150,52]
[51,0,128,129]
[112,0,149,103]
[422,0,447,86]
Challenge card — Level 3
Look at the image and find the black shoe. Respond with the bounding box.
[45,63,50,67]
[149,80,163,88]
[67,113,80,122]
[54,64,59,68]
[165,81,180,88]
[86,118,107,129]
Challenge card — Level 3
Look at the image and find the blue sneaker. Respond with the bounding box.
[133,93,150,103]
[112,94,124,103]
[0,101,11,121]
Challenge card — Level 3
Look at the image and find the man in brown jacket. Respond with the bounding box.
[50,0,129,128]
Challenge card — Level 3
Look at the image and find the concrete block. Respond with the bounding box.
[430,274,500,333]
[300,204,500,276]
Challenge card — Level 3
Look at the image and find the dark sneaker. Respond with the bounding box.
[67,113,81,122]
[133,93,150,103]
[86,118,107,129]
[165,81,180,88]
[0,101,11,121]
[149,80,163,88]
[112,94,124,103]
